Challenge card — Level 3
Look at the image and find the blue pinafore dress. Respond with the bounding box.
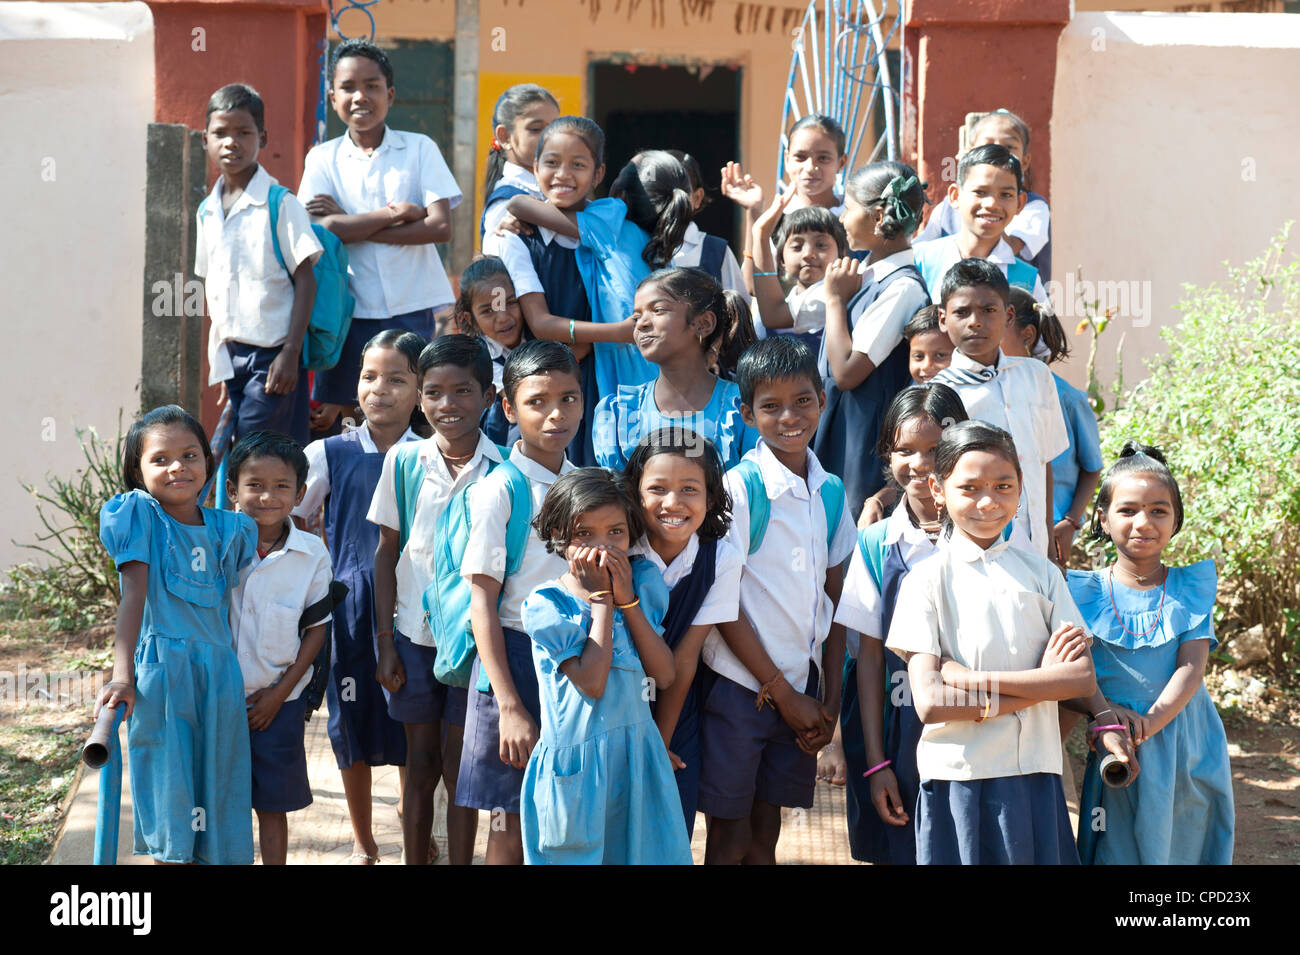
[519,230,600,467]
[322,435,407,769]
[813,265,924,521]
[841,529,924,864]
[98,490,258,864]
[650,537,717,838]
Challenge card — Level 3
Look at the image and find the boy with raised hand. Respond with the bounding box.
[912,143,1048,307]
[198,84,322,446]
[699,337,857,865]
[930,258,1069,562]
[300,39,462,431]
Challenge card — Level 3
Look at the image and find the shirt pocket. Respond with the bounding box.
[261,603,303,670]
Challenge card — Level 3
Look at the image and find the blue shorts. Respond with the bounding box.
[382,630,468,726]
[454,628,541,814]
[697,666,820,819]
[226,342,310,446]
[250,694,312,813]
[311,309,438,406]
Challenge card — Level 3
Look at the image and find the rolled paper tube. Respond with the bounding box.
[83,704,120,768]
[1099,752,1133,789]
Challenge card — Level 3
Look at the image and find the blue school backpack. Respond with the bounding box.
[392,443,532,690]
[733,459,846,556]
[265,183,355,371]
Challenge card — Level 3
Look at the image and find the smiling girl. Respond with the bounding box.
[454,256,528,446]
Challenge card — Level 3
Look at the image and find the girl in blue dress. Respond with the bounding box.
[818,163,931,522]
[520,469,692,864]
[834,383,966,864]
[623,428,744,837]
[593,268,758,470]
[1068,442,1234,864]
[294,329,424,863]
[96,405,258,864]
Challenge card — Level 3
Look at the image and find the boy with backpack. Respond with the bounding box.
[368,335,502,865]
[699,337,857,865]
[197,84,323,447]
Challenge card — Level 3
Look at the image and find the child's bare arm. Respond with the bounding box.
[97,561,147,718]
[368,198,453,246]
[373,526,404,693]
[908,652,1039,724]
[717,612,825,743]
[653,623,710,754]
[266,257,316,397]
[248,622,326,731]
[505,196,580,239]
[1138,639,1210,742]
[823,258,877,391]
[469,575,538,768]
[557,606,615,699]
[750,192,796,329]
[940,623,1097,702]
[305,195,405,243]
[606,549,674,688]
[517,292,634,345]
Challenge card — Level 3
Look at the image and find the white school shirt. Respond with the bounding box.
[917,195,1051,260]
[230,521,333,700]
[885,528,1086,781]
[292,422,422,520]
[627,534,744,629]
[848,248,934,367]
[483,337,510,390]
[782,192,846,218]
[835,499,939,657]
[915,234,1048,306]
[195,165,323,384]
[671,223,750,303]
[701,440,857,693]
[481,161,543,238]
[297,127,462,318]
[459,444,575,632]
[483,227,579,299]
[367,433,505,645]
[935,349,1069,558]
[752,281,825,339]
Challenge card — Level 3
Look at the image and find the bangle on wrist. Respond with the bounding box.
[587,589,613,603]
[863,759,892,779]
[375,629,394,640]
[569,319,576,345]
[755,673,785,712]
[1090,723,1127,736]
[615,596,640,610]
[753,271,778,278]
[1064,514,1082,530]
[743,251,754,261]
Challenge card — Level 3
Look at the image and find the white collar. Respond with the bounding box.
[944,233,1016,266]
[418,432,503,479]
[630,533,699,579]
[482,336,509,362]
[344,420,419,454]
[500,161,538,192]
[252,520,316,567]
[339,126,402,160]
[884,497,937,547]
[949,347,1006,374]
[506,441,572,483]
[944,526,1013,563]
[678,221,704,251]
[205,164,274,222]
[863,247,915,281]
[753,438,826,501]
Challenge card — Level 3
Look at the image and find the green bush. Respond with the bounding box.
[6,419,123,633]
[1095,226,1300,670]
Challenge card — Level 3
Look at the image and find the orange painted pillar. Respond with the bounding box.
[147,0,329,190]
[903,0,1071,210]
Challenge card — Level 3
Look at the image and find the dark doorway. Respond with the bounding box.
[588,61,742,248]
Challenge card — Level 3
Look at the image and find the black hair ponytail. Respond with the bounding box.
[1008,287,1070,364]
[483,83,559,199]
[609,150,693,269]
[844,161,927,240]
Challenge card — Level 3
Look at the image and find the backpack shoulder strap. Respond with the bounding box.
[857,521,889,592]
[266,183,290,277]
[1005,257,1039,293]
[820,474,845,553]
[497,459,534,577]
[734,459,769,556]
[393,443,426,550]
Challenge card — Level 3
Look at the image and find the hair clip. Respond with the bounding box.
[490,139,503,152]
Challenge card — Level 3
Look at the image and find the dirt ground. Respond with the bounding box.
[3,617,1298,864]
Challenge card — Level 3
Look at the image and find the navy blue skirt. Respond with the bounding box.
[917,773,1079,865]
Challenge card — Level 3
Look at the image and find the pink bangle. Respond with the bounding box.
[1090,723,1127,735]
[863,759,892,778]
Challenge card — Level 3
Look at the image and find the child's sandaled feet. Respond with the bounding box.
[349,851,379,865]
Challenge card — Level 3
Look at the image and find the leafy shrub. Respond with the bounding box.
[6,420,123,633]
[1094,226,1300,670]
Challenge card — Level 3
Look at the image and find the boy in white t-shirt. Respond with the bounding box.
[299,40,462,428]
[197,84,322,446]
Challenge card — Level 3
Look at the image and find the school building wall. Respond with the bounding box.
[0,2,154,570]
[1050,11,1300,392]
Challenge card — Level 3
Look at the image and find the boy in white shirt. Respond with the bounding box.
[227,431,333,864]
[299,40,462,428]
[197,84,322,446]
[930,258,1069,560]
[698,337,857,865]
[368,335,501,866]
[912,144,1048,306]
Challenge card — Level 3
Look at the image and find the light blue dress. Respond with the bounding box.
[592,377,757,471]
[519,559,693,864]
[1050,374,1103,522]
[1068,561,1234,865]
[99,490,258,864]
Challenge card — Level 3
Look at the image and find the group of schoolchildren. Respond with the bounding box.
[93,38,1235,867]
